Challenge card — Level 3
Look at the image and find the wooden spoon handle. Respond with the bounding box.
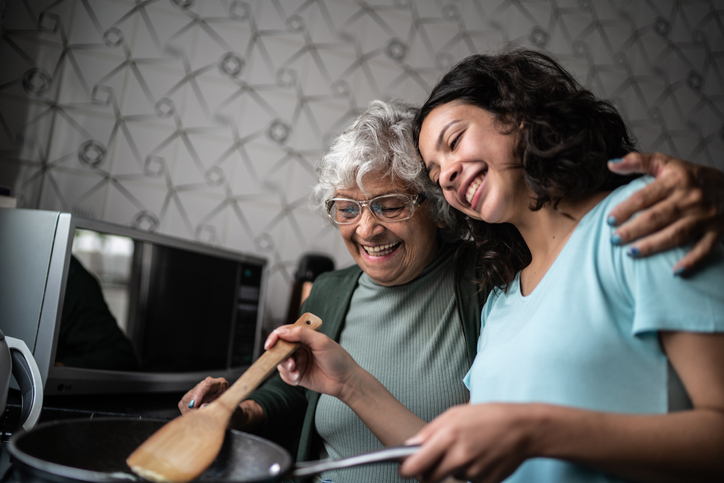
[213,312,322,413]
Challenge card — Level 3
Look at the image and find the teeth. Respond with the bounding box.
[466,175,484,205]
[363,243,399,256]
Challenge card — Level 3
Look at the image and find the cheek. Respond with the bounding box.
[339,226,355,244]
[443,191,456,205]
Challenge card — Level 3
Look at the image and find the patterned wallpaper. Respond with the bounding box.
[1,0,722,329]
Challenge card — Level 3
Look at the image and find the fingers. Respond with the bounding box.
[673,231,721,276]
[401,419,457,481]
[402,438,476,483]
[607,152,671,177]
[178,377,229,413]
[607,152,699,228]
[263,324,302,350]
[399,436,446,482]
[606,152,724,269]
[611,190,707,249]
[277,357,301,386]
[264,323,327,350]
[607,177,674,230]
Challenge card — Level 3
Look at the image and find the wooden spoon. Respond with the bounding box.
[126,313,323,482]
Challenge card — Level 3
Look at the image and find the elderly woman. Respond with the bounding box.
[183,100,481,483]
[181,100,723,483]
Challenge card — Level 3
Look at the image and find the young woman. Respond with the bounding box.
[395,49,724,483]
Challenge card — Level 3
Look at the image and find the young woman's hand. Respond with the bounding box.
[265,325,363,402]
[399,403,534,483]
[608,152,724,274]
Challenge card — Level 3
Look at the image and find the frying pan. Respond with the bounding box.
[8,418,418,483]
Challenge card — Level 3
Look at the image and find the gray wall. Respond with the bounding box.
[1,0,722,329]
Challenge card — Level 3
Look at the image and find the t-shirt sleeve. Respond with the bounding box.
[627,243,724,334]
[605,181,724,335]
[597,177,724,335]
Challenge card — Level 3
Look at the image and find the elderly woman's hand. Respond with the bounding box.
[179,377,265,431]
[607,152,724,274]
[178,376,229,414]
[265,325,363,401]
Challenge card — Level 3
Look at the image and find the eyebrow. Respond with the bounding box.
[334,190,403,199]
[436,119,461,150]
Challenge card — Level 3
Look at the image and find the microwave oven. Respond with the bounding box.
[0,208,267,395]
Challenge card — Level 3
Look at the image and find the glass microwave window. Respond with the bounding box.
[62,227,263,374]
[57,229,139,371]
[232,265,262,366]
[139,245,239,373]
[72,229,134,331]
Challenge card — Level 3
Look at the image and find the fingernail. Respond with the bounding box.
[188,400,195,408]
[674,266,686,277]
[627,246,639,258]
[200,403,208,408]
[608,158,624,163]
[264,340,271,350]
[611,233,622,245]
[607,215,617,226]
[405,436,423,445]
[275,327,289,335]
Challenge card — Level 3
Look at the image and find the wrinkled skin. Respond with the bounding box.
[606,152,724,274]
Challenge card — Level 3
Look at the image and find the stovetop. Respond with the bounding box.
[0,389,183,482]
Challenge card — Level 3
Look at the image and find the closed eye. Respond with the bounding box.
[450,132,461,150]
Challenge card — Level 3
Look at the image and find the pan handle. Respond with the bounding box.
[291,445,420,477]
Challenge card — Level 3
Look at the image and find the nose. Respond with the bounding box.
[439,159,462,192]
[355,207,385,238]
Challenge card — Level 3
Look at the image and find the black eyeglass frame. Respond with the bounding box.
[324,192,427,225]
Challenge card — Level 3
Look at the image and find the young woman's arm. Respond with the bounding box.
[399,332,724,483]
[268,325,427,446]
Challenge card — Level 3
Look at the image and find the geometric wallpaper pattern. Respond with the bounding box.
[1,0,722,329]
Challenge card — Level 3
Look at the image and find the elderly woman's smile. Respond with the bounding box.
[362,242,400,257]
[335,173,441,287]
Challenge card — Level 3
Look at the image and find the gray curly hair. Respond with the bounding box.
[310,100,458,233]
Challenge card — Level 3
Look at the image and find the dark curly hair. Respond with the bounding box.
[413,49,639,293]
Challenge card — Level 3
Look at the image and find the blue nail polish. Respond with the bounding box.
[674,266,686,277]
[607,215,617,226]
[188,400,195,408]
[627,247,639,258]
[608,158,624,163]
[611,233,622,245]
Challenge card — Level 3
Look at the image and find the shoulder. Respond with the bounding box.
[303,264,362,308]
[312,264,362,286]
[597,176,652,215]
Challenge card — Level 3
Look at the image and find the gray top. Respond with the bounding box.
[314,243,469,483]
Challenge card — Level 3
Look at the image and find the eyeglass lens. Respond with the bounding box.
[330,195,413,223]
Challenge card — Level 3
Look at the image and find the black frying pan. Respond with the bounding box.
[8,418,418,483]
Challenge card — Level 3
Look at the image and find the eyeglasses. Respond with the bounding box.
[325,193,427,225]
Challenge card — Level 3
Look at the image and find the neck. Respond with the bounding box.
[514,191,609,295]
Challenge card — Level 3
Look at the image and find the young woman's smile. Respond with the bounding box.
[418,102,529,225]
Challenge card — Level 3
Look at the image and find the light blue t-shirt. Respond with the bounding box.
[465,177,724,483]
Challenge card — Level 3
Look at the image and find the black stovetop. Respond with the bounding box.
[0,389,183,482]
